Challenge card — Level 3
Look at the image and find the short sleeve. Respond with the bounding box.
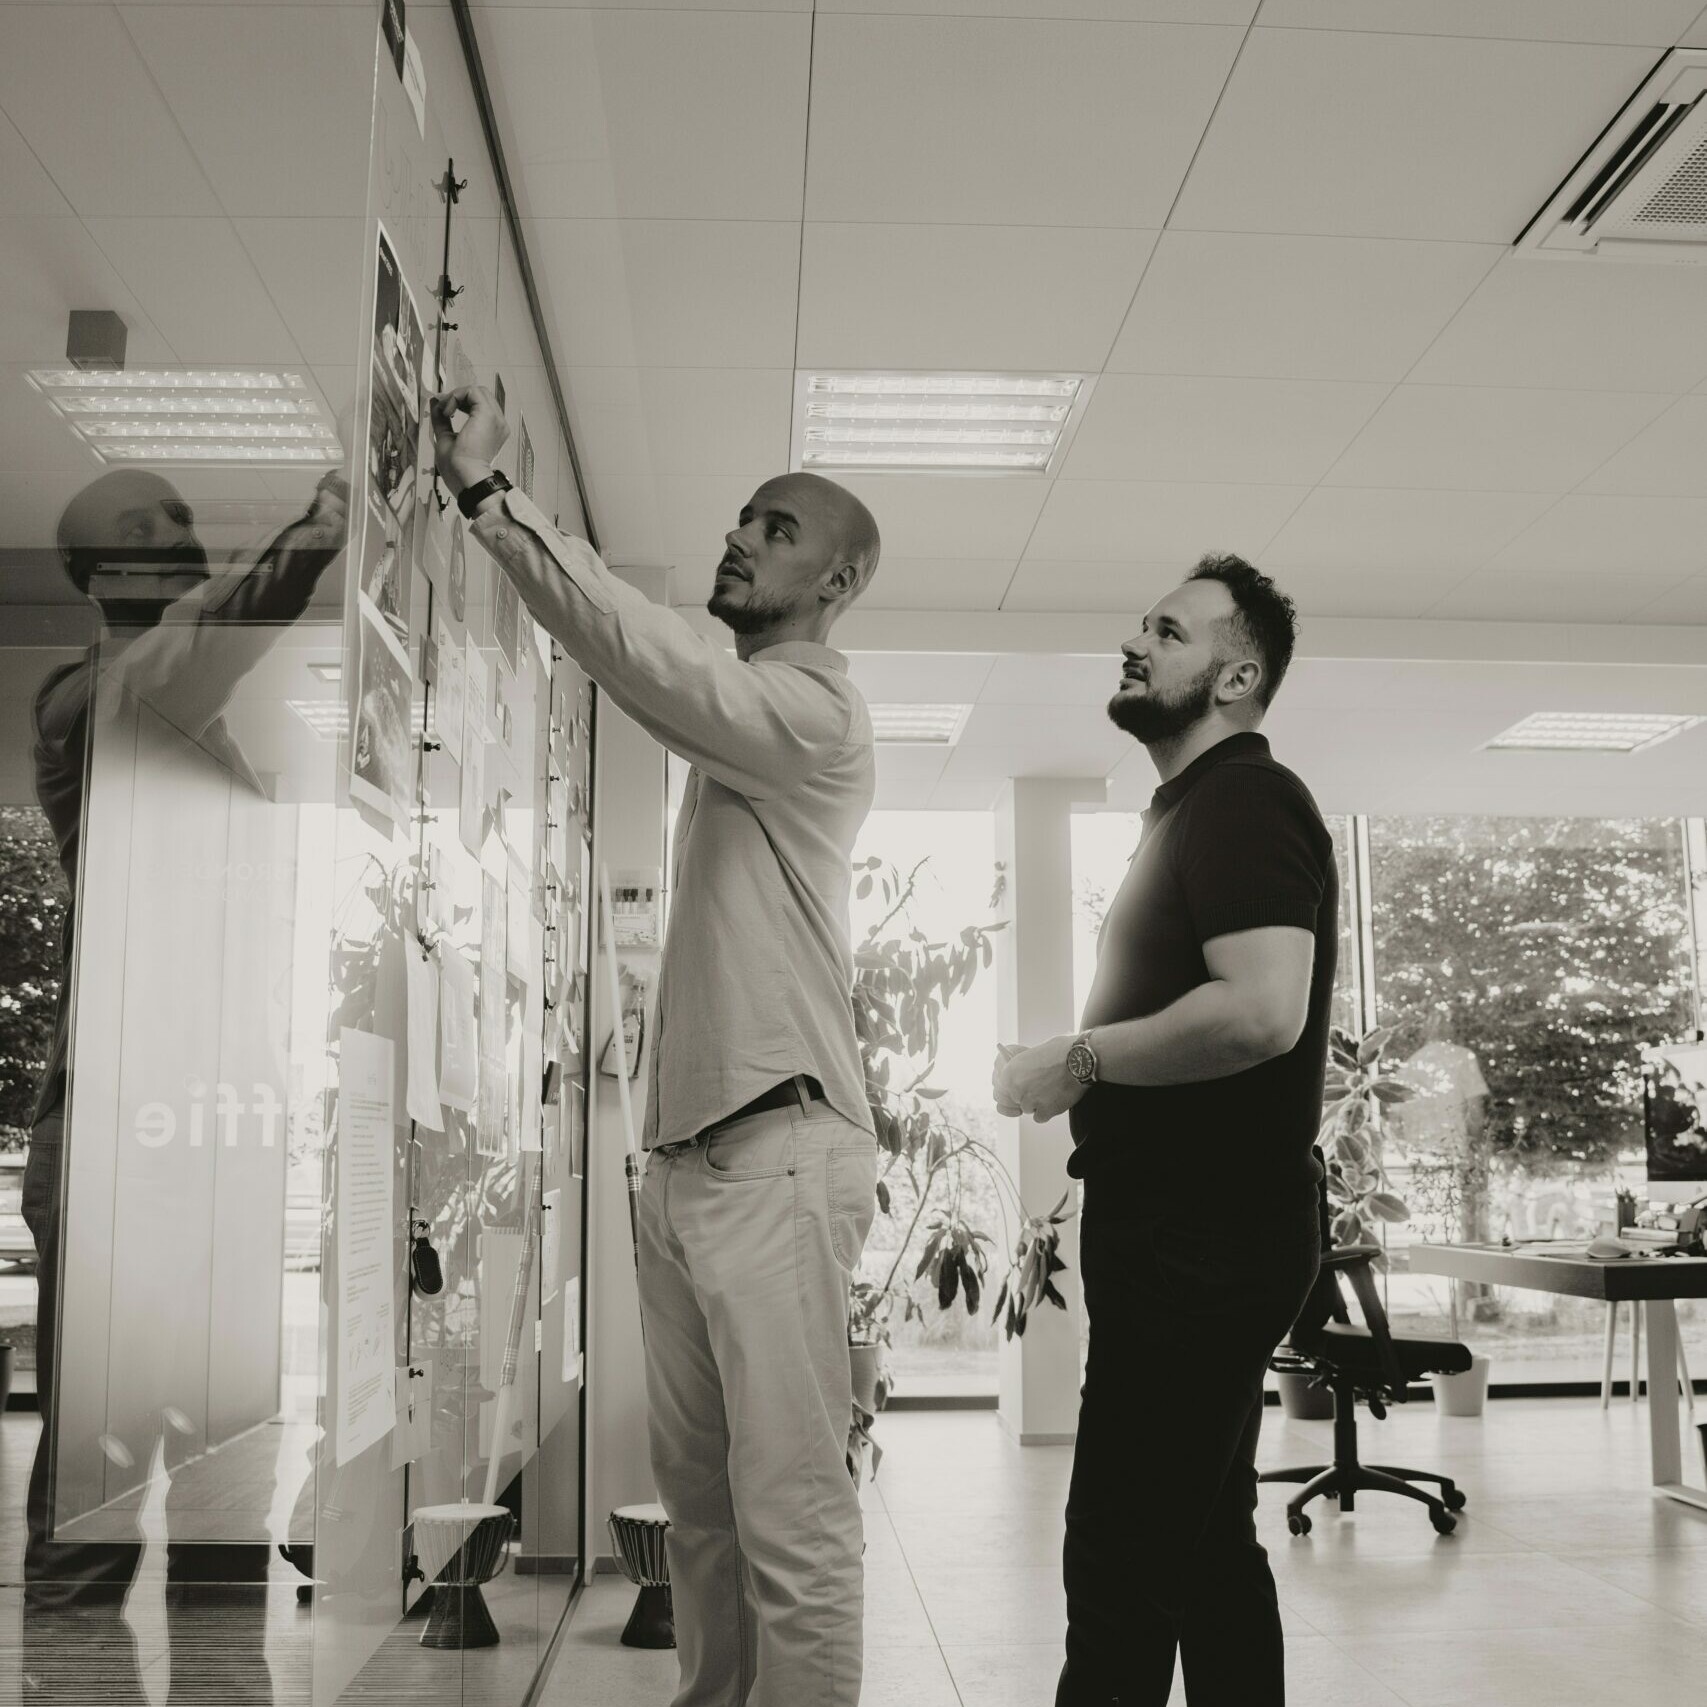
[1171,765,1329,946]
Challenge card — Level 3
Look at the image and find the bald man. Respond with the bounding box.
[434,389,881,1707]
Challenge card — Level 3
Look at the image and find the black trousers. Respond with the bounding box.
[1056,1195,1320,1707]
[22,1113,275,1703]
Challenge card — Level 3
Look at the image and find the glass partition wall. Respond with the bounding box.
[1,9,594,1704]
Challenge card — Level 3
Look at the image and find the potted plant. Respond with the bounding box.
[844,857,1074,1482]
[1274,1026,1417,1421]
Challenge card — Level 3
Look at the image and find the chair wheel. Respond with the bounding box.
[1288,1514,1311,1536]
[1430,1510,1457,1535]
[1443,1489,1467,1512]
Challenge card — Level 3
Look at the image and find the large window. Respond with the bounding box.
[1373,817,1703,1382]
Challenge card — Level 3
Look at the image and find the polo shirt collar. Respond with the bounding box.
[1149,731,1270,814]
[746,640,849,673]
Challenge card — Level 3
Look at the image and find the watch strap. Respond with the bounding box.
[457,470,512,520]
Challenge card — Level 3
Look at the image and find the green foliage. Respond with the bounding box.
[848,856,1073,1355]
[0,808,67,1136]
[1319,1024,1414,1257]
[1369,817,1696,1175]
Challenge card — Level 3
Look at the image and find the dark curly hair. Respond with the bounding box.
[1188,553,1297,709]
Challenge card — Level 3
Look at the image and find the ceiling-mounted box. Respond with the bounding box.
[1518,49,1707,263]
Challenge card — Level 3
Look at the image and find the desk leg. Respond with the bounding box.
[1645,1300,1707,1511]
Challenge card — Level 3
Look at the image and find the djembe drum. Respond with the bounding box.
[607,1504,674,1649]
[412,1502,514,1649]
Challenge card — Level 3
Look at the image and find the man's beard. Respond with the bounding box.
[707,579,803,636]
[1106,665,1218,743]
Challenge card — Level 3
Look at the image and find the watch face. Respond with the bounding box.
[1067,1042,1095,1084]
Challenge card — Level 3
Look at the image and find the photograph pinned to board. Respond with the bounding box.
[374,223,423,407]
[494,567,521,677]
[358,494,410,643]
[380,0,406,82]
[367,358,412,521]
[349,593,414,828]
[400,22,426,137]
[429,611,465,764]
[517,413,534,500]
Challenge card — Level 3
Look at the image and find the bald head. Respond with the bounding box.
[55,468,207,615]
[56,469,188,564]
[756,472,881,598]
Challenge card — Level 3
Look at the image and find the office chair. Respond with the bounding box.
[1261,1169,1474,1536]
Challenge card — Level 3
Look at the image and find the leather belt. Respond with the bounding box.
[702,1073,822,1137]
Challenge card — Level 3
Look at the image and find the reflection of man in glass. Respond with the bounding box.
[24,466,347,1699]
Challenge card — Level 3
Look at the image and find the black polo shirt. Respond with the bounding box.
[1068,732,1337,1211]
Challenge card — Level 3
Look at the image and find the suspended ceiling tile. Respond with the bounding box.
[654,472,775,565]
[1170,29,1657,242]
[1687,6,1707,45]
[1637,574,1707,623]
[1408,255,1707,395]
[1107,232,1499,383]
[81,216,301,365]
[479,7,810,221]
[1027,480,1307,562]
[797,224,1156,374]
[636,369,794,478]
[815,0,1257,18]
[231,219,366,369]
[846,652,996,704]
[873,746,951,812]
[1062,374,1388,486]
[830,474,1050,561]
[0,213,175,365]
[1485,493,1707,574]
[981,652,1126,707]
[1254,0,1702,45]
[861,559,1016,613]
[1320,385,1671,493]
[123,4,375,218]
[0,108,73,223]
[1259,565,1468,619]
[525,219,802,370]
[584,472,664,563]
[1001,560,1184,614]
[805,14,1242,227]
[0,6,221,217]
[0,364,109,475]
[564,368,652,478]
[1429,566,1695,622]
[1582,398,1707,497]
[1263,487,1556,573]
[0,469,99,555]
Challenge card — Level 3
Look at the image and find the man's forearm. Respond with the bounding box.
[1092,983,1282,1086]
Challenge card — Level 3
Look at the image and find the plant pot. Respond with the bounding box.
[1275,1369,1334,1421]
[848,1341,885,1419]
[1432,1354,1490,1416]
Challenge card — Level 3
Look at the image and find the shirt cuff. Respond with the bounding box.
[470,487,617,617]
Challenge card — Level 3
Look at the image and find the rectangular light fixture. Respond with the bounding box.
[793,372,1092,476]
[1484,712,1704,753]
[28,368,343,468]
[868,702,971,745]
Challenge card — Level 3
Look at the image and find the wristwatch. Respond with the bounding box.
[1065,1031,1099,1086]
[457,468,512,520]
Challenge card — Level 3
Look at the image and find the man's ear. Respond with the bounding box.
[823,561,860,603]
[1218,658,1262,706]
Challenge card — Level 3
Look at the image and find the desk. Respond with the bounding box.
[1409,1242,1707,1512]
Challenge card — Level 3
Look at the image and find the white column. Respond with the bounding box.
[993,777,1105,1445]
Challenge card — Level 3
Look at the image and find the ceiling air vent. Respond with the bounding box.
[1519,50,1707,263]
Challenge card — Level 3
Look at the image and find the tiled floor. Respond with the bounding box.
[545,1395,1707,1707]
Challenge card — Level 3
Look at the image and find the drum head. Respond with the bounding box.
[611,1502,669,1526]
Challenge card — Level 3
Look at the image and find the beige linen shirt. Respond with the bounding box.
[470,487,876,1149]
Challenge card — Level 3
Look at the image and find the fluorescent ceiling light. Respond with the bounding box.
[794,373,1091,475]
[869,703,971,745]
[288,699,426,740]
[1484,712,1703,753]
[28,368,342,468]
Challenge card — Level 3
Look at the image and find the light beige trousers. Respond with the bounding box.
[638,1102,880,1707]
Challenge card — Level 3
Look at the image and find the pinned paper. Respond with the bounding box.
[404,942,443,1131]
[437,950,478,1114]
[391,1360,433,1470]
[541,1189,561,1303]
